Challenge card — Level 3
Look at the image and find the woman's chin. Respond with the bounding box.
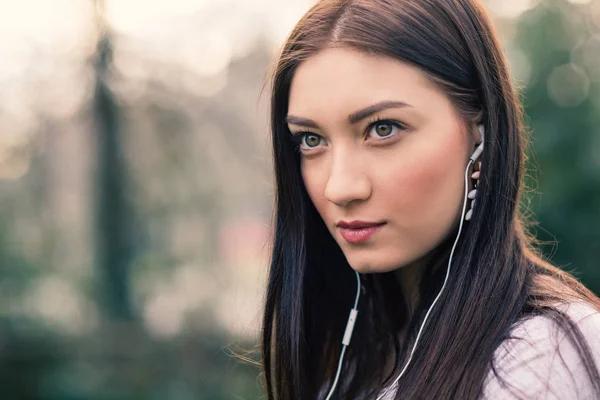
[346,259,402,275]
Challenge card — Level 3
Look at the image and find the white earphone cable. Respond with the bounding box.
[324,268,362,400]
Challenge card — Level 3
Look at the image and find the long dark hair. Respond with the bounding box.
[260,0,600,398]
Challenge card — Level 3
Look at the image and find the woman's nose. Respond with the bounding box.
[324,153,372,208]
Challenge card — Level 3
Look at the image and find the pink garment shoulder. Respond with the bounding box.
[378,301,600,400]
[480,301,600,399]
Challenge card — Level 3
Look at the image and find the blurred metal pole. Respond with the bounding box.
[92,0,135,321]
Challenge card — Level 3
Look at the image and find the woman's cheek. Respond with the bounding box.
[377,160,437,209]
[302,166,329,213]
[376,152,457,230]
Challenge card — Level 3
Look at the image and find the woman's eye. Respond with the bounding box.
[290,132,324,152]
[303,134,322,148]
[368,121,405,139]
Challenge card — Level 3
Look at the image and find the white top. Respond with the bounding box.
[379,301,600,399]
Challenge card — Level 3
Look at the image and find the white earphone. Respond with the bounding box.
[324,124,485,400]
[470,124,485,163]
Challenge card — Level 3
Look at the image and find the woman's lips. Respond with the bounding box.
[339,223,386,243]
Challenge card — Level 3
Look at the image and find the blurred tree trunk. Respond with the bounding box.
[92,0,135,321]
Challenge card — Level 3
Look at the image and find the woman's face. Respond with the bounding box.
[287,48,479,274]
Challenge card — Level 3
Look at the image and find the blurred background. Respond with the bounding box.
[0,0,599,398]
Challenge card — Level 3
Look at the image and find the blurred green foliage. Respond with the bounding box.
[517,0,600,293]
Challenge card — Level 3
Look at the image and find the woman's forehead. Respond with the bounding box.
[288,48,448,122]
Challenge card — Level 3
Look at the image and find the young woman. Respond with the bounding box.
[260,0,600,398]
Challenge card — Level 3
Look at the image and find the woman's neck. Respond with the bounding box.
[393,242,451,317]
[394,256,427,316]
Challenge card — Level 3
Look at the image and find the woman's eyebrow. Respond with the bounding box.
[286,100,412,128]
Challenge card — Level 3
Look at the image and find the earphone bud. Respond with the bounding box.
[470,124,485,163]
[324,123,486,400]
[465,124,484,221]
